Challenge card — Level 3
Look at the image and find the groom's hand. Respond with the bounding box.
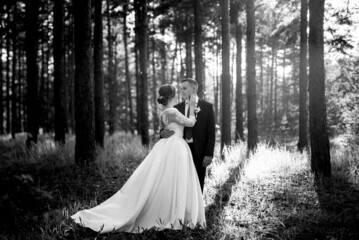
[202,156,213,167]
[160,129,175,138]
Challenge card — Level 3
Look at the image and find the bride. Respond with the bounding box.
[71,84,206,233]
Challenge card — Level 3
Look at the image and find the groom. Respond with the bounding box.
[161,78,216,191]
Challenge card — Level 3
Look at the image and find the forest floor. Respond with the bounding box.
[0,132,359,240]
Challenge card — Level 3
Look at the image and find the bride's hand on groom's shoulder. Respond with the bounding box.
[160,129,175,138]
[202,156,213,167]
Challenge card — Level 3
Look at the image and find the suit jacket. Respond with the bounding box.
[174,99,216,162]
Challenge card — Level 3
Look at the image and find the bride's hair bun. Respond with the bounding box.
[157,84,176,106]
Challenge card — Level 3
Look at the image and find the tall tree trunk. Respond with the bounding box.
[259,38,264,113]
[185,13,193,78]
[274,53,278,127]
[94,0,105,147]
[107,0,116,135]
[136,0,149,146]
[25,0,39,147]
[246,0,258,151]
[6,5,11,135]
[194,0,204,98]
[308,0,331,178]
[235,20,244,142]
[282,47,287,116]
[0,34,3,134]
[298,0,309,151]
[18,45,23,133]
[67,16,75,134]
[170,40,177,83]
[269,45,276,128]
[73,0,95,165]
[39,40,46,131]
[54,0,67,144]
[220,0,231,150]
[151,33,159,133]
[134,0,141,133]
[159,40,167,84]
[292,45,298,104]
[123,0,134,133]
[216,33,221,125]
[11,4,17,139]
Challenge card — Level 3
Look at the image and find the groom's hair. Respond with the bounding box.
[181,78,198,91]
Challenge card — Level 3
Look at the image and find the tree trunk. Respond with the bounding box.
[282,47,287,116]
[170,40,178,84]
[136,0,149,146]
[259,38,264,113]
[159,40,167,84]
[194,0,204,98]
[185,13,193,78]
[298,0,309,151]
[18,46,24,132]
[292,45,298,104]
[123,0,134,133]
[269,45,276,128]
[73,0,95,165]
[220,0,231,151]
[94,0,105,147]
[151,34,159,133]
[246,0,258,151]
[6,5,11,135]
[274,52,278,127]
[11,4,18,139]
[107,0,116,135]
[0,33,3,134]
[25,0,40,147]
[235,20,244,142]
[67,16,75,134]
[308,0,331,178]
[54,0,67,144]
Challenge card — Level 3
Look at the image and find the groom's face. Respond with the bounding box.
[180,82,194,101]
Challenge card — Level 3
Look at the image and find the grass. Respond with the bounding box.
[0,133,358,239]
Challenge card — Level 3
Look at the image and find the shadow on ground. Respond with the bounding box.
[272,172,359,240]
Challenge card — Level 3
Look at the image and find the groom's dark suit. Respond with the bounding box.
[174,99,215,191]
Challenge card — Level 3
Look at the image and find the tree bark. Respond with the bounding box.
[11,4,18,139]
[73,0,96,165]
[151,33,159,133]
[246,0,258,151]
[106,0,116,135]
[282,47,287,116]
[136,0,149,146]
[94,0,105,147]
[123,0,134,133]
[6,5,11,134]
[194,0,204,98]
[54,0,67,144]
[298,0,309,151]
[25,0,40,147]
[0,32,3,134]
[308,0,331,178]
[185,13,193,78]
[235,20,244,142]
[220,0,231,151]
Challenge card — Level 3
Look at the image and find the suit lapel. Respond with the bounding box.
[196,99,202,119]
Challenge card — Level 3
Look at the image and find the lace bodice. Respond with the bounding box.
[160,108,196,137]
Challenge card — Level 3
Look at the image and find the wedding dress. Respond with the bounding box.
[71,108,206,233]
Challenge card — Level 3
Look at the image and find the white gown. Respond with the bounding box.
[71,108,206,233]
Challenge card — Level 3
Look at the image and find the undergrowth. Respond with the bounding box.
[0,133,358,239]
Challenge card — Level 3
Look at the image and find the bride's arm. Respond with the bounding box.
[168,109,196,127]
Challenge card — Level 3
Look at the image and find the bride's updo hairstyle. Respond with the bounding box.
[157,84,176,106]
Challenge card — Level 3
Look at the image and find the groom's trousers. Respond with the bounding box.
[188,143,206,192]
